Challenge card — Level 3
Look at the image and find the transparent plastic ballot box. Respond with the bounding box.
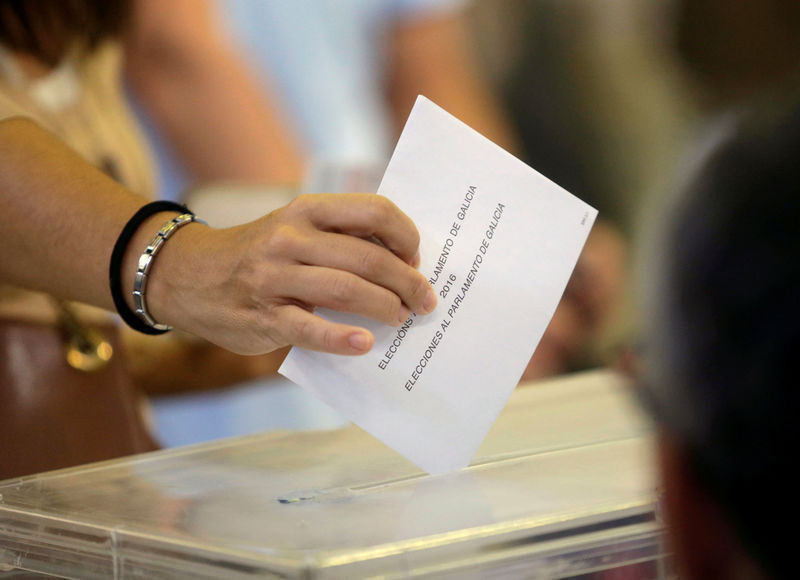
[0,370,669,579]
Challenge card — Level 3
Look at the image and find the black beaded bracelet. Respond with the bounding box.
[109,201,190,335]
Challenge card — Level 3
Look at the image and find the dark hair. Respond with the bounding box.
[0,0,131,66]
[675,0,800,105]
[645,102,800,577]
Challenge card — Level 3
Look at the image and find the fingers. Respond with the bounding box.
[264,193,436,317]
[290,194,421,265]
[273,304,375,355]
[184,193,437,357]
[295,231,436,317]
[277,264,420,326]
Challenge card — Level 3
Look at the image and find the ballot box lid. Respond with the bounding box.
[0,370,664,579]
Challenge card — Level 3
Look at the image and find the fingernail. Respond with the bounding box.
[398,307,410,324]
[423,287,437,313]
[411,250,421,268]
[348,331,373,352]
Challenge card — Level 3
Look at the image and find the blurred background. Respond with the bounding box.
[131,0,799,447]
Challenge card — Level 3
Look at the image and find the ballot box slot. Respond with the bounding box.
[276,434,647,506]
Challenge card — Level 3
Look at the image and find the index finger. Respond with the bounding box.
[291,194,421,265]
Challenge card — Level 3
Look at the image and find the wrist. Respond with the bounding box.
[111,201,206,334]
[121,211,183,316]
[134,217,210,333]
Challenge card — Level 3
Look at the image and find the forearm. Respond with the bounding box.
[125,0,304,186]
[1,118,435,356]
[0,118,161,311]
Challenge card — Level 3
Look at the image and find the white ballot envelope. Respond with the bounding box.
[280,96,597,474]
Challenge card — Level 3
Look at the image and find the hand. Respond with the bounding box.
[147,194,437,355]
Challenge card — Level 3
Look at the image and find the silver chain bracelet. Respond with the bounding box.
[132,213,207,331]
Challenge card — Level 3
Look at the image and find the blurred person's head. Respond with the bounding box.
[675,0,800,108]
[0,0,131,66]
[640,101,800,579]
